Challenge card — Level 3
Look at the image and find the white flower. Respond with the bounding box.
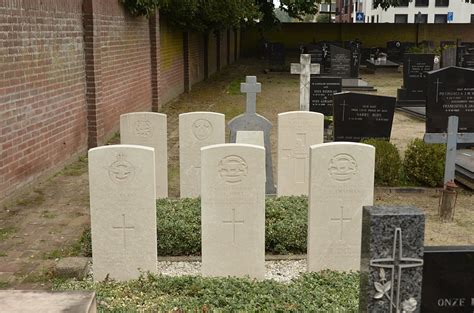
[402,298,417,312]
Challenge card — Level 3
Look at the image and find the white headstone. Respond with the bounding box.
[179,112,225,198]
[307,142,374,272]
[120,112,168,198]
[236,131,264,147]
[88,145,157,281]
[277,111,324,196]
[201,143,265,279]
[291,54,320,111]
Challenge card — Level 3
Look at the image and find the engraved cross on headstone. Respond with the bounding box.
[112,214,135,249]
[222,208,245,244]
[341,100,348,122]
[330,205,352,240]
[282,133,308,184]
[434,78,443,103]
[291,54,320,111]
[370,227,424,313]
[241,76,261,114]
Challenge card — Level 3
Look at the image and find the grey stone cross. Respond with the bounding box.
[370,227,424,313]
[291,54,320,111]
[241,76,261,114]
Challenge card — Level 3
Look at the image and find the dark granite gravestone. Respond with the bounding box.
[457,46,467,67]
[330,45,351,78]
[461,42,474,54]
[359,206,425,313]
[441,46,457,68]
[333,92,396,142]
[321,42,331,74]
[425,67,474,134]
[306,44,324,64]
[462,54,474,69]
[386,41,403,63]
[309,76,342,116]
[268,43,285,71]
[349,41,362,78]
[397,53,435,106]
[421,246,474,313]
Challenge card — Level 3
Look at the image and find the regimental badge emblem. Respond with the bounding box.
[134,120,152,137]
[328,153,358,182]
[107,154,136,184]
[192,119,213,140]
[218,155,248,184]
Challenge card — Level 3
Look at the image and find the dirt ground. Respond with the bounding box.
[0,58,472,289]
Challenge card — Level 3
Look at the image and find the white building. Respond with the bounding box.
[361,0,474,23]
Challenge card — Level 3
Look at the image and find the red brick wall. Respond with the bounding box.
[87,0,152,144]
[208,32,218,76]
[159,18,184,105]
[189,32,205,87]
[0,0,87,199]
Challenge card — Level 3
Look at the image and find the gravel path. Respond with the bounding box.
[157,260,307,283]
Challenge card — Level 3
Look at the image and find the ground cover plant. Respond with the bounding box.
[54,271,359,312]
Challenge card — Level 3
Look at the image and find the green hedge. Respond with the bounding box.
[80,196,308,257]
[403,138,445,187]
[361,139,401,186]
[54,271,359,311]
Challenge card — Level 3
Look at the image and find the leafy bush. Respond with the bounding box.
[361,139,401,186]
[403,138,445,187]
[54,271,359,311]
[81,196,308,257]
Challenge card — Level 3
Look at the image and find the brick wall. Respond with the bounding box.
[0,2,238,201]
[0,0,87,199]
[188,32,205,87]
[159,18,184,105]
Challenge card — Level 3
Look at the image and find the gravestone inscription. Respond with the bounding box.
[462,54,474,69]
[421,246,474,313]
[308,142,375,272]
[333,92,396,142]
[330,45,351,78]
[397,54,435,106]
[359,206,425,313]
[426,67,474,134]
[201,144,265,279]
[309,77,342,116]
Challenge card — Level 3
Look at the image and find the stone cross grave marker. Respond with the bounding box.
[179,112,225,198]
[277,111,324,197]
[360,206,425,313]
[291,54,321,111]
[201,144,265,279]
[228,76,276,194]
[88,145,157,281]
[307,142,374,272]
[120,112,168,198]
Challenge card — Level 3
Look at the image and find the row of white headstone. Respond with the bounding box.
[119,110,326,199]
[89,141,374,281]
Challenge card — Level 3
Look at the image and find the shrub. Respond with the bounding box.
[80,196,308,257]
[361,139,402,186]
[53,271,359,311]
[403,138,445,187]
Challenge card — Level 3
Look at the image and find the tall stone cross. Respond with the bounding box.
[424,116,474,185]
[370,227,424,313]
[228,76,276,194]
[291,54,321,111]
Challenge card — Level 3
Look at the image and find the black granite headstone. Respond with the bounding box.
[269,43,285,71]
[457,46,467,67]
[330,45,351,78]
[426,67,474,133]
[421,246,474,313]
[462,54,474,69]
[309,76,342,116]
[397,53,434,106]
[387,41,403,63]
[350,41,361,78]
[333,92,396,142]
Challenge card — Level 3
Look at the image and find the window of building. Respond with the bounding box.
[434,14,448,23]
[471,14,474,23]
[435,0,449,6]
[371,15,375,23]
[395,0,409,6]
[414,13,428,23]
[394,14,408,23]
[377,15,379,22]
[415,0,429,6]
